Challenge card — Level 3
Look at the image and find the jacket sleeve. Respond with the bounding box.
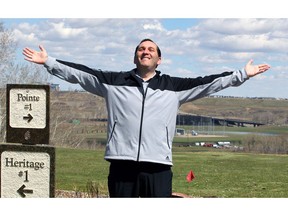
[174,69,249,105]
[44,56,109,97]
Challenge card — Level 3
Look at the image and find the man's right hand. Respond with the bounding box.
[22,45,48,65]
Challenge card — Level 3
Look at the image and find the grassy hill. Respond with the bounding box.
[51,91,288,125]
[1,89,287,148]
[181,96,288,125]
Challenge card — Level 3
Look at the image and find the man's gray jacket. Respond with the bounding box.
[44,57,249,166]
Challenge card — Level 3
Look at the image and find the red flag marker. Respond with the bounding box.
[186,170,195,182]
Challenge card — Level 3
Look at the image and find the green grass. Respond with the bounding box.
[172,148,288,197]
[55,146,288,198]
[177,125,288,134]
[82,125,288,148]
[173,125,288,145]
[55,147,109,195]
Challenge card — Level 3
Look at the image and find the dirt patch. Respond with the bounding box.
[55,190,191,198]
[55,190,108,198]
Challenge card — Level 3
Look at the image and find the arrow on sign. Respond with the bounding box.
[17,184,33,198]
[23,113,33,123]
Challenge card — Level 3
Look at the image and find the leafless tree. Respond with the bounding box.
[0,21,51,142]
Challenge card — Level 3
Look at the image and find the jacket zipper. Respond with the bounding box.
[107,120,117,144]
[166,126,171,149]
[136,83,149,161]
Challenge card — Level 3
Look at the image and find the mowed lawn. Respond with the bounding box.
[172,148,288,198]
[55,147,288,198]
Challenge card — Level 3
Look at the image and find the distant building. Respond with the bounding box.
[49,83,60,91]
[176,128,185,135]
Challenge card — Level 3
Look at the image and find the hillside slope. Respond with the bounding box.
[51,91,288,125]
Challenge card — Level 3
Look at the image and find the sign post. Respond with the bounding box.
[0,144,55,198]
[6,84,50,144]
[1,84,55,198]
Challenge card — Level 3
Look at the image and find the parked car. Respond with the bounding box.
[203,143,213,147]
[191,130,198,136]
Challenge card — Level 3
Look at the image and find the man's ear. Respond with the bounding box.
[157,57,162,66]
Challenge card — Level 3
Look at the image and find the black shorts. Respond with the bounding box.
[108,160,173,198]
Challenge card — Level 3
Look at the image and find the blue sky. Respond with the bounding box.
[1,2,288,99]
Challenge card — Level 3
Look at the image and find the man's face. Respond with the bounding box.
[134,41,161,70]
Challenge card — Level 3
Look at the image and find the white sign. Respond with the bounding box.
[1,151,51,198]
[9,88,47,129]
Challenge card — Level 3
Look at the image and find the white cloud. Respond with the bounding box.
[13,29,36,42]
[191,18,288,54]
[270,66,288,79]
[143,23,164,31]
[50,22,86,39]
[5,18,288,97]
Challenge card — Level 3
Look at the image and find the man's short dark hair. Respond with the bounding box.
[134,39,162,57]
